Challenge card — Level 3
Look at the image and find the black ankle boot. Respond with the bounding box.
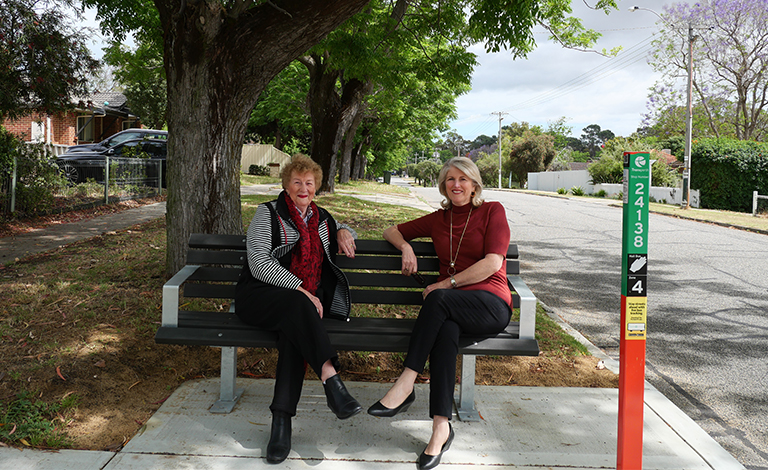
[323,375,362,419]
[266,411,291,464]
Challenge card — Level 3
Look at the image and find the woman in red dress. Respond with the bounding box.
[368,157,512,470]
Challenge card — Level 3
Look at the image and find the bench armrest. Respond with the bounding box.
[162,265,201,327]
[508,275,537,340]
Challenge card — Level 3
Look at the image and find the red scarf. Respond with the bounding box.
[284,192,323,295]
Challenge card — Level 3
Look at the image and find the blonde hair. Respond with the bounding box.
[438,157,484,209]
[281,154,323,189]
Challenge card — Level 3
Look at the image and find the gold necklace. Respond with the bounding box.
[448,205,473,275]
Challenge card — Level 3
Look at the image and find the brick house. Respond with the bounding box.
[2,92,142,153]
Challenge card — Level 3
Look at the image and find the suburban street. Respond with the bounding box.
[406,181,768,470]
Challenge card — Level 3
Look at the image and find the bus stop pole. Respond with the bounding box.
[617,152,650,469]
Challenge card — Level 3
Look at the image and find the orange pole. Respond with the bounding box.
[617,152,650,469]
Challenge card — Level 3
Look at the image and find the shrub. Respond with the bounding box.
[650,158,680,188]
[557,187,568,195]
[1,127,64,217]
[594,189,607,198]
[588,154,623,184]
[475,153,500,188]
[414,160,441,187]
[248,164,269,176]
[691,138,768,212]
[571,186,585,196]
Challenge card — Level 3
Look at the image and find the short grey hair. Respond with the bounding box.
[437,157,484,209]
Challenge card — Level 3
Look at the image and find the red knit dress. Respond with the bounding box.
[397,201,512,307]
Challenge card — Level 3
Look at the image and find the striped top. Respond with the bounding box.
[244,194,357,319]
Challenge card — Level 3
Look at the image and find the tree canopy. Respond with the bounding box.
[103,41,167,129]
[1,0,99,120]
[82,0,619,274]
[645,0,768,140]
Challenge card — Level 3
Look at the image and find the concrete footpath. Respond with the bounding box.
[0,183,747,469]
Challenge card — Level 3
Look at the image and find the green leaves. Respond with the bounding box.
[0,391,79,448]
[104,41,167,129]
[467,0,617,56]
[0,0,99,120]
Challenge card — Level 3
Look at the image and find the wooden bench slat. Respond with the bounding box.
[157,311,538,356]
[156,326,539,356]
[186,236,518,256]
[188,266,241,282]
[506,259,520,275]
[187,249,246,266]
[355,239,435,256]
[335,255,441,272]
[183,283,236,299]
[349,289,424,305]
[174,312,521,335]
[345,272,434,288]
[189,233,247,249]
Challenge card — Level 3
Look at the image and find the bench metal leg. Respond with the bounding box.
[454,354,481,422]
[209,347,244,414]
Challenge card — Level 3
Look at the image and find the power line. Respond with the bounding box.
[456,34,660,138]
[503,34,657,112]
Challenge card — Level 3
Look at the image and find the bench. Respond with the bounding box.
[156,234,539,421]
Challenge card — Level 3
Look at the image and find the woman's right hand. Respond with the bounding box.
[384,225,418,276]
[298,286,323,318]
[400,244,418,276]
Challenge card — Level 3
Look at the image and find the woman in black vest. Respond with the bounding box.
[235,155,361,463]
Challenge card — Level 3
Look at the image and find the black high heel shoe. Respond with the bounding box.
[367,389,416,417]
[323,374,362,419]
[417,423,454,470]
[266,411,291,464]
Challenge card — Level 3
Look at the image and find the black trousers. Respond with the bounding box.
[235,281,340,416]
[403,289,512,419]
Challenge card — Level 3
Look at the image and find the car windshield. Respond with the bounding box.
[106,132,144,147]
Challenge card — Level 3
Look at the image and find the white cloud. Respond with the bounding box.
[450,0,688,140]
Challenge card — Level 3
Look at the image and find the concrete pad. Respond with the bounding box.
[103,378,738,470]
[0,447,115,469]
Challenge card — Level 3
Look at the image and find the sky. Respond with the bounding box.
[450,0,687,141]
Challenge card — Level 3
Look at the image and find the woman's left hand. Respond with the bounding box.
[337,229,356,258]
[422,278,452,299]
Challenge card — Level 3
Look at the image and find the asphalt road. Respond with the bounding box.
[405,181,768,470]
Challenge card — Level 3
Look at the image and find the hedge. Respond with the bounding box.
[691,138,768,212]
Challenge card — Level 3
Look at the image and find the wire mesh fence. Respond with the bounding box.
[2,156,165,219]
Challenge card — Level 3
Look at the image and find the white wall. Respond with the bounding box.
[528,170,701,208]
[240,144,291,173]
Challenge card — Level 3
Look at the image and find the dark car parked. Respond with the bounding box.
[65,129,167,154]
[57,138,167,187]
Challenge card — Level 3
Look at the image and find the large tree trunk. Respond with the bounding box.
[338,98,368,184]
[349,121,373,180]
[154,0,369,275]
[302,51,374,192]
[302,0,406,191]
[302,53,341,193]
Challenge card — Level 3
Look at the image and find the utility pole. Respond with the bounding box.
[491,111,508,188]
[682,23,695,209]
[630,6,696,209]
